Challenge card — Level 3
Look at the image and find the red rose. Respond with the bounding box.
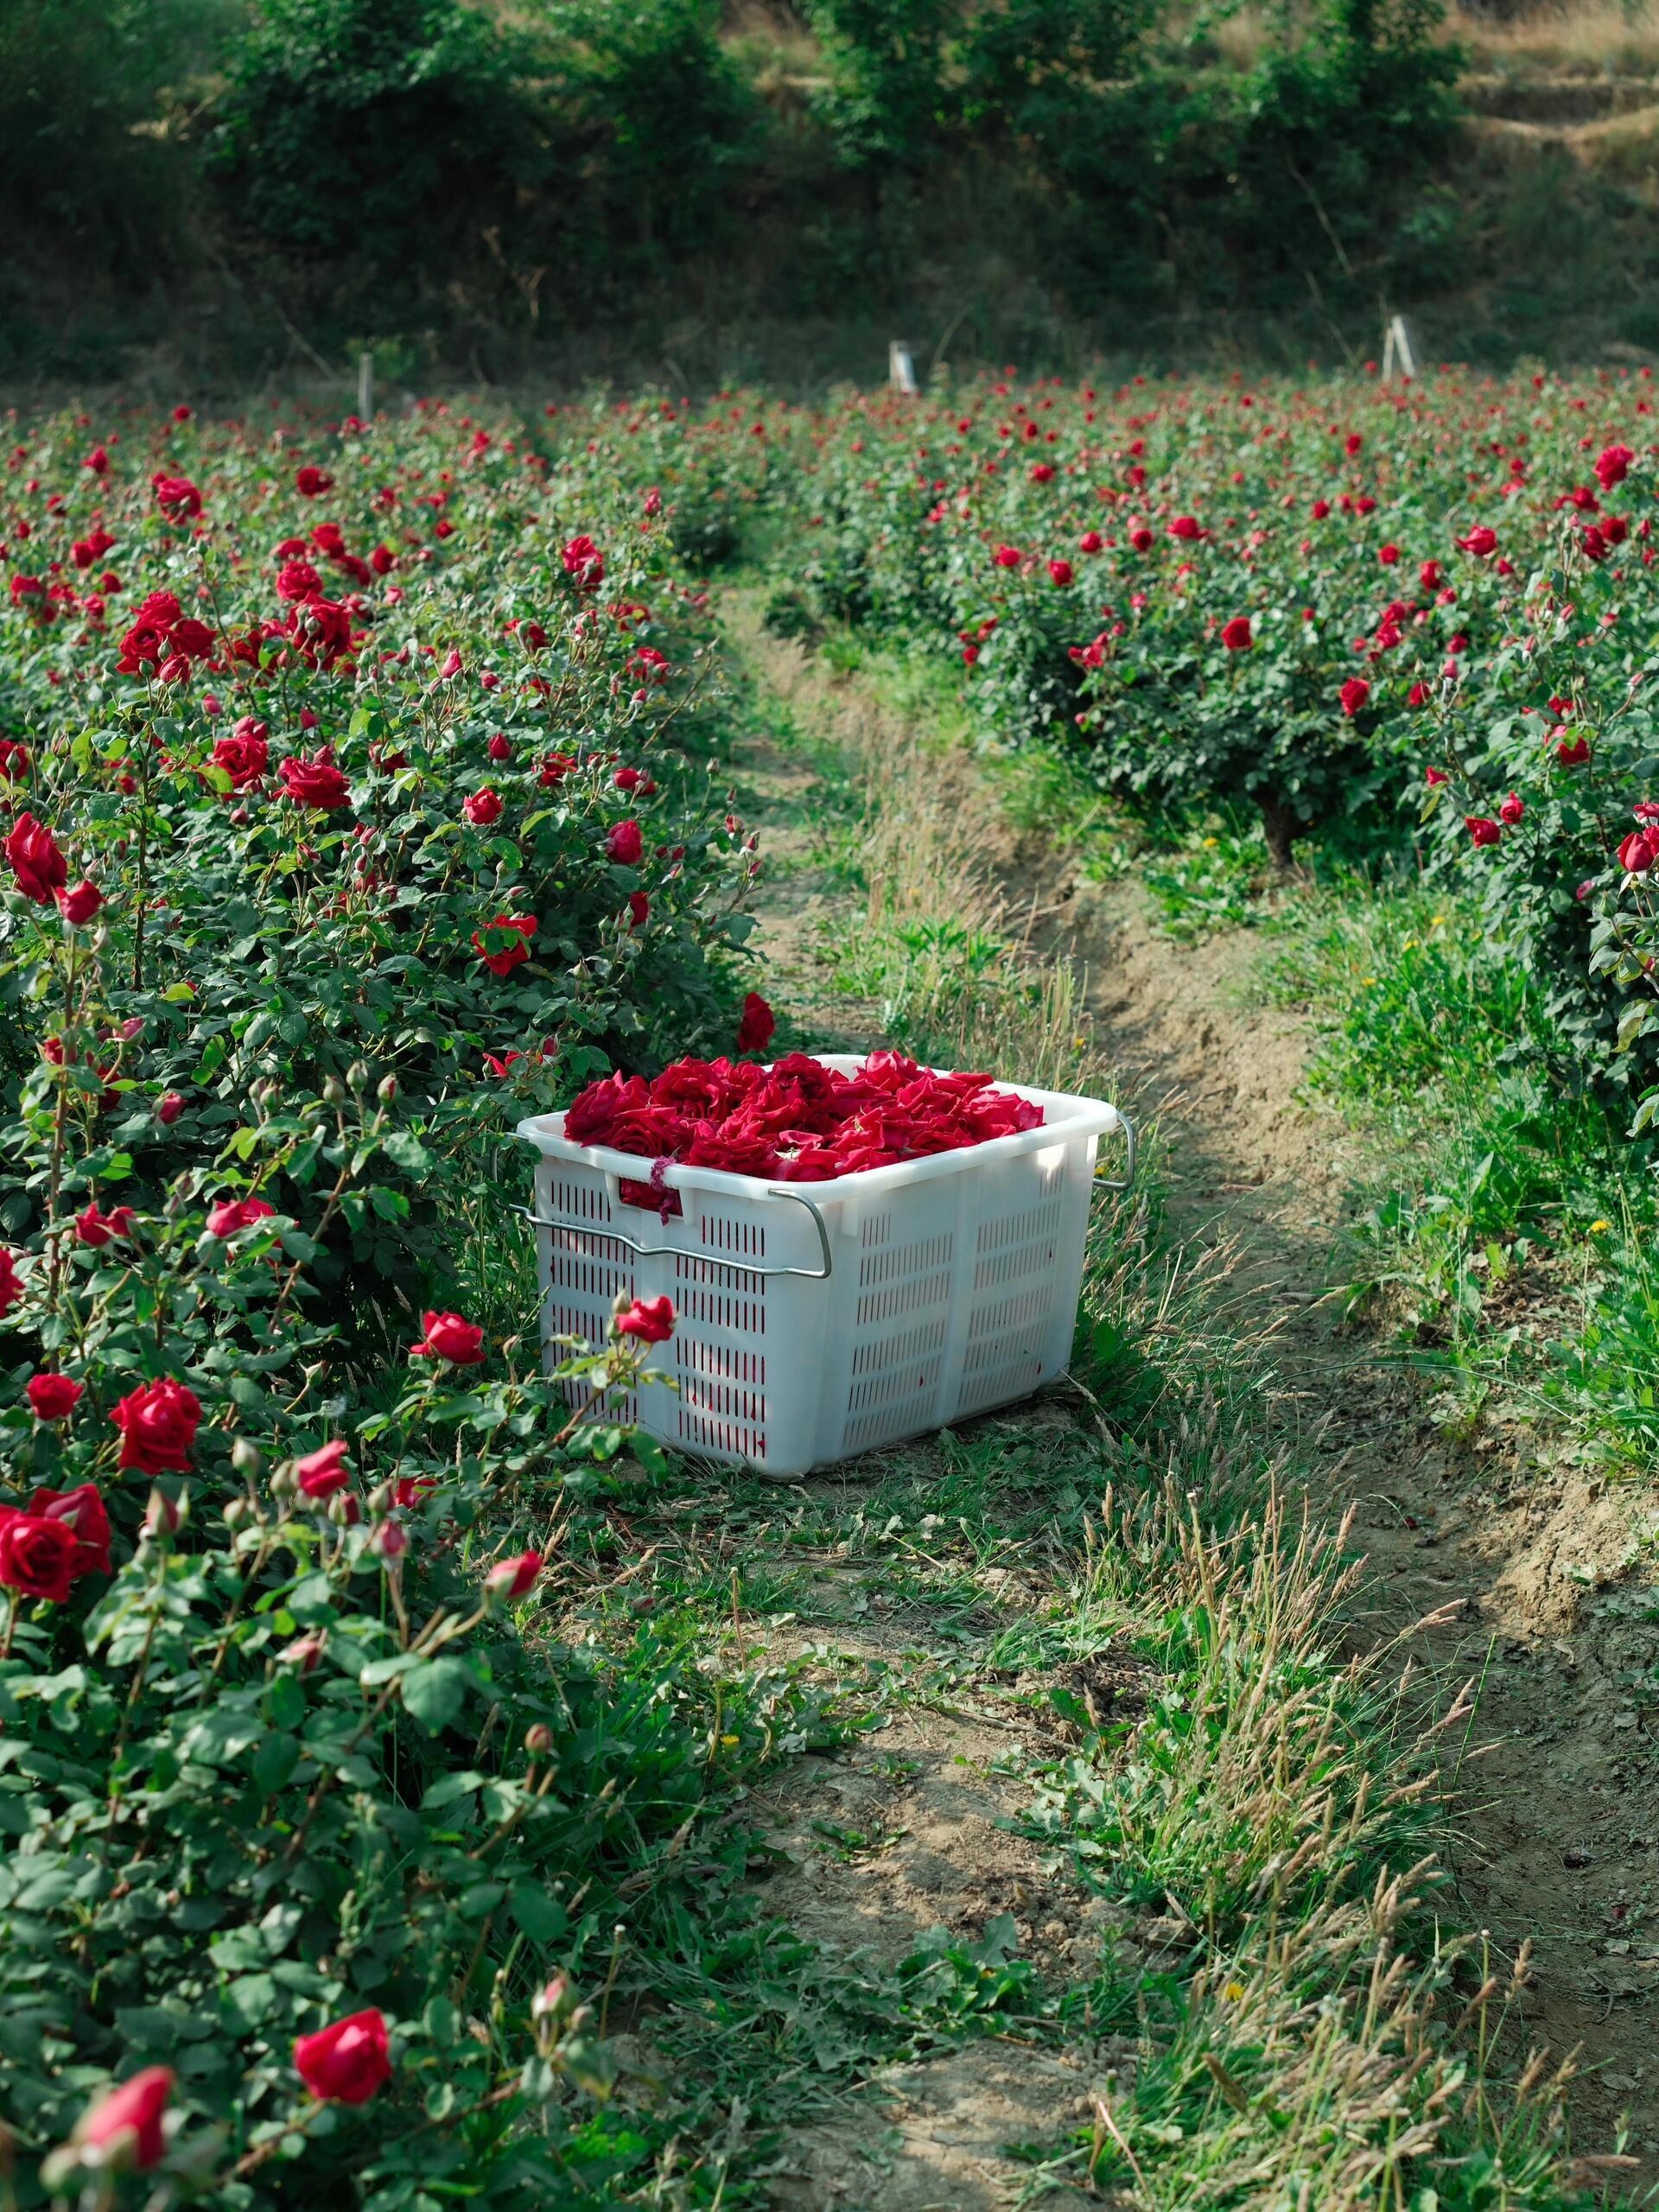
[30,1483,111,1577]
[1338,677,1370,717]
[0,1248,21,1318]
[1079,531,1103,554]
[151,475,201,519]
[213,728,269,789]
[487,734,512,762]
[294,2009,391,2105]
[206,1196,276,1239]
[0,738,30,779]
[1619,830,1656,874]
[75,1203,135,1248]
[410,1310,485,1364]
[294,1440,352,1499]
[1455,525,1497,556]
[26,1373,84,1421]
[737,991,776,1053]
[1498,791,1525,826]
[1167,515,1205,541]
[280,755,352,810]
[295,466,334,498]
[71,2066,175,2172]
[1420,561,1441,590]
[1378,543,1400,565]
[0,1512,79,1602]
[485,1549,543,1599]
[112,1376,202,1475]
[628,890,650,930]
[616,1294,675,1343]
[561,535,605,590]
[1466,817,1502,849]
[57,879,103,926]
[463,788,503,827]
[1595,444,1634,492]
[992,543,1020,569]
[606,819,644,865]
[1046,557,1073,587]
[1220,615,1252,651]
[5,812,67,904]
[473,913,536,976]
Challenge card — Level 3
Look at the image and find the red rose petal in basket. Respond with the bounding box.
[563,1049,1044,1187]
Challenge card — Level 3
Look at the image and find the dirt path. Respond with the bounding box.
[728,614,1659,2191]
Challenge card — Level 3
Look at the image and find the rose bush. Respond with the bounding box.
[0,397,831,2207]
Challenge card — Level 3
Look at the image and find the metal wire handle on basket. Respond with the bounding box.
[520,1185,835,1280]
[1096,1111,1135,1194]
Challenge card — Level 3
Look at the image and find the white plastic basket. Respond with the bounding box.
[516,1055,1133,1478]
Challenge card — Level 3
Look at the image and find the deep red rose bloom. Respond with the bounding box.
[473,913,536,976]
[72,2067,175,2171]
[410,1309,485,1364]
[1339,677,1370,717]
[737,991,776,1053]
[561,534,605,590]
[606,819,644,865]
[1466,816,1502,849]
[1595,444,1634,492]
[280,754,352,810]
[616,1294,675,1343]
[463,787,503,827]
[213,729,269,789]
[1046,557,1073,586]
[0,1512,79,1602]
[295,466,334,498]
[151,475,202,519]
[112,1376,202,1475]
[1167,515,1205,541]
[30,1482,111,1577]
[1220,615,1252,651]
[206,1196,276,1238]
[5,812,67,904]
[75,1202,135,1247]
[1456,525,1497,556]
[294,2009,391,2105]
[26,1372,84,1421]
[0,1249,21,1318]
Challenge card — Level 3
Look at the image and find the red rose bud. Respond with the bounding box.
[294,2008,391,2105]
[157,1090,185,1125]
[206,1196,276,1239]
[1498,791,1526,826]
[75,1202,135,1248]
[1619,830,1656,874]
[410,1309,485,1364]
[1466,817,1502,849]
[616,1294,675,1344]
[371,1518,409,1562]
[487,734,512,762]
[486,1550,544,1599]
[1220,615,1252,651]
[68,2066,175,2172]
[1425,767,1448,786]
[27,1372,84,1421]
[737,991,776,1053]
[57,879,103,926]
[282,1631,327,1671]
[142,1485,188,1539]
[112,1376,202,1475]
[293,1439,352,1500]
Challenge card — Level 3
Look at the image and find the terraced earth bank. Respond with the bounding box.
[732,611,1659,2202]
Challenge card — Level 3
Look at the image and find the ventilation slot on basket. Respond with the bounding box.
[699,1212,767,1262]
[548,1177,615,1227]
[855,1231,954,1329]
[673,1252,766,1336]
[840,1316,948,1452]
[956,1344,1044,1416]
[677,1402,766,1461]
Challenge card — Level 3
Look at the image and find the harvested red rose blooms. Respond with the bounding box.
[616,1294,675,1343]
[410,1309,485,1363]
[473,913,536,976]
[563,1048,1044,1183]
[70,2065,175,2171]
[111,1376,202,1475]
[0,1510,79,1602]
[279,754,352,810]
[30,1482,111,1577]
[294,2009,391,2105]
[486,1549,543,1599]
[737,991,776,1053]
[5,812,67,904]
[26,1372,84,1421]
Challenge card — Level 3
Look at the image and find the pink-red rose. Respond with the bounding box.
[616,1295,675,1343]
[410,1310,485,1364]
[473,913,536,976]
[294,2009,391,2105]
[112,1376,202,1475]
[486,1550,543,1599]
[71,2067,175,2171]
[206,1196,276,1239]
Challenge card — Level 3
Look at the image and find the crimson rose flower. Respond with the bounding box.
[606,818,644,865]
[5,812,67,904]
[485,1550,543,1598]
[0,1512,79,1602]
[0,1248,21,1318]
[206,1197,276,1238]
[294,1440,352,1499]
[463,787,503,827]
[410,1310,485,1364]
[213,728,269,789]
[57,879,102,925]
[26,1373,84,1421]
[295,465,334,498]
[279,754,352,810]
[1220,615,1252,650]
[473,913,536,976]
[737,992,776,1053]
[294,2009,391,2105]
[112,1376,202,1475]
[616,1294,675,1343]
[1338,677,1370,717]
[30,1483,111,1577]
